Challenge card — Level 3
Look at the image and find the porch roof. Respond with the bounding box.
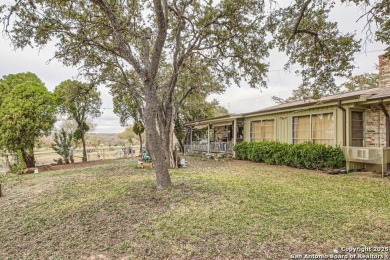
[185,114,244,127]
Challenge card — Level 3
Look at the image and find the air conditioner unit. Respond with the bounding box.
[357,149,369,159]
[351,148,378,160]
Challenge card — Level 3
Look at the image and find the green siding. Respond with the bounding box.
[243,105,344,147]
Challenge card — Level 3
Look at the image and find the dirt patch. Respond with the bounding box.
[38,159,125,172]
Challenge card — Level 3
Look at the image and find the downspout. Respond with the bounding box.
[337,101,346,147]
[190,127,193,154]
[378,99,390,174]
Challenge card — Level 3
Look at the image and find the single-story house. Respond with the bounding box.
[185,55,390,175]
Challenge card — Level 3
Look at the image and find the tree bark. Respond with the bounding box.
[81,130,87,162]
[176,132,185,153]
[144,95,172,189]
[139,134,143,153]
[159,106,177,169]
[21,148,35,168]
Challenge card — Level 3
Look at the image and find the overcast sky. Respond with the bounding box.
[0,3,387,133]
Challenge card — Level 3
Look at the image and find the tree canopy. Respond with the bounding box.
[1,0,389,188]
[272,72,379,104]
[54,80,102,162]
[341,73,379,92]
[0,73,57,167]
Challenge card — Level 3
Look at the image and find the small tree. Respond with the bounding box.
[0,73,57,167]
[73,121,90,148]
[52,128,75,164]
[133,122,145,153]
[54,80,102,162]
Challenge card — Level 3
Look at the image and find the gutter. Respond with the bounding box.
[337,101,347,146]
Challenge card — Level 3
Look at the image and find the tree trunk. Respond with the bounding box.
[144,97,172,189]
[174,129,185,153]
[160,107,177,169]
[21,149,35,168]
[139,134,143,153]
[81,131,87,162]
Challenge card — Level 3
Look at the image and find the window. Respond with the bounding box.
[293,113,334,145]
[250,120,274,142]
[292,115,311,144]
[351,111,364,147]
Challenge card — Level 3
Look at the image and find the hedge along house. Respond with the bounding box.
[185,55,390,175]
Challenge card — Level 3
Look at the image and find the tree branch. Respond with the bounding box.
[149,0,168,84]
[288,0,313,43]
[91,0,144,76]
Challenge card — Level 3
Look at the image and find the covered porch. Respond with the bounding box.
[184,115,244,155]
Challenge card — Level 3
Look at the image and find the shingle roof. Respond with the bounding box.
[244,86,390,116]
[367,87,390,100]
[186,86,390,125]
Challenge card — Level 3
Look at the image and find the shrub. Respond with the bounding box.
[52,128,75,164]
[246,142,256,161]
[233,142,248,160]
[233,141,345,170]
[325,146,345,169]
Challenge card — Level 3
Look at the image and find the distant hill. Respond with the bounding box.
[86,132,130,147]
[38,132,136,149]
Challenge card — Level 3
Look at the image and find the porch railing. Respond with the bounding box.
[184,141,234,154]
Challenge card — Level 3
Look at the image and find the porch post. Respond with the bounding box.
[190,127,193,153]
[207,124,210,154]
[233,119,237,157]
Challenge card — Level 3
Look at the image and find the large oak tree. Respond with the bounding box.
[1,0,388,188]
[1,0,269,188]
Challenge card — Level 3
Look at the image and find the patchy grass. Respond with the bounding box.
[1,158,389,259]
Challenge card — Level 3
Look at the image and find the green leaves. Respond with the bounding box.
[341,73,379,92]
[54,80,102,121]
[269,0,361,95]
[133,122,145,136]
[234,141,346,170]
[73,122,90,141]
[54,80,101,162]
[0,73,56,157]
[52,128,75,164]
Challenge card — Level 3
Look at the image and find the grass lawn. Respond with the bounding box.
[1,158,389,259]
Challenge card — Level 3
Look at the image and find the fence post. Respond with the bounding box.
[103,149,105,160]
